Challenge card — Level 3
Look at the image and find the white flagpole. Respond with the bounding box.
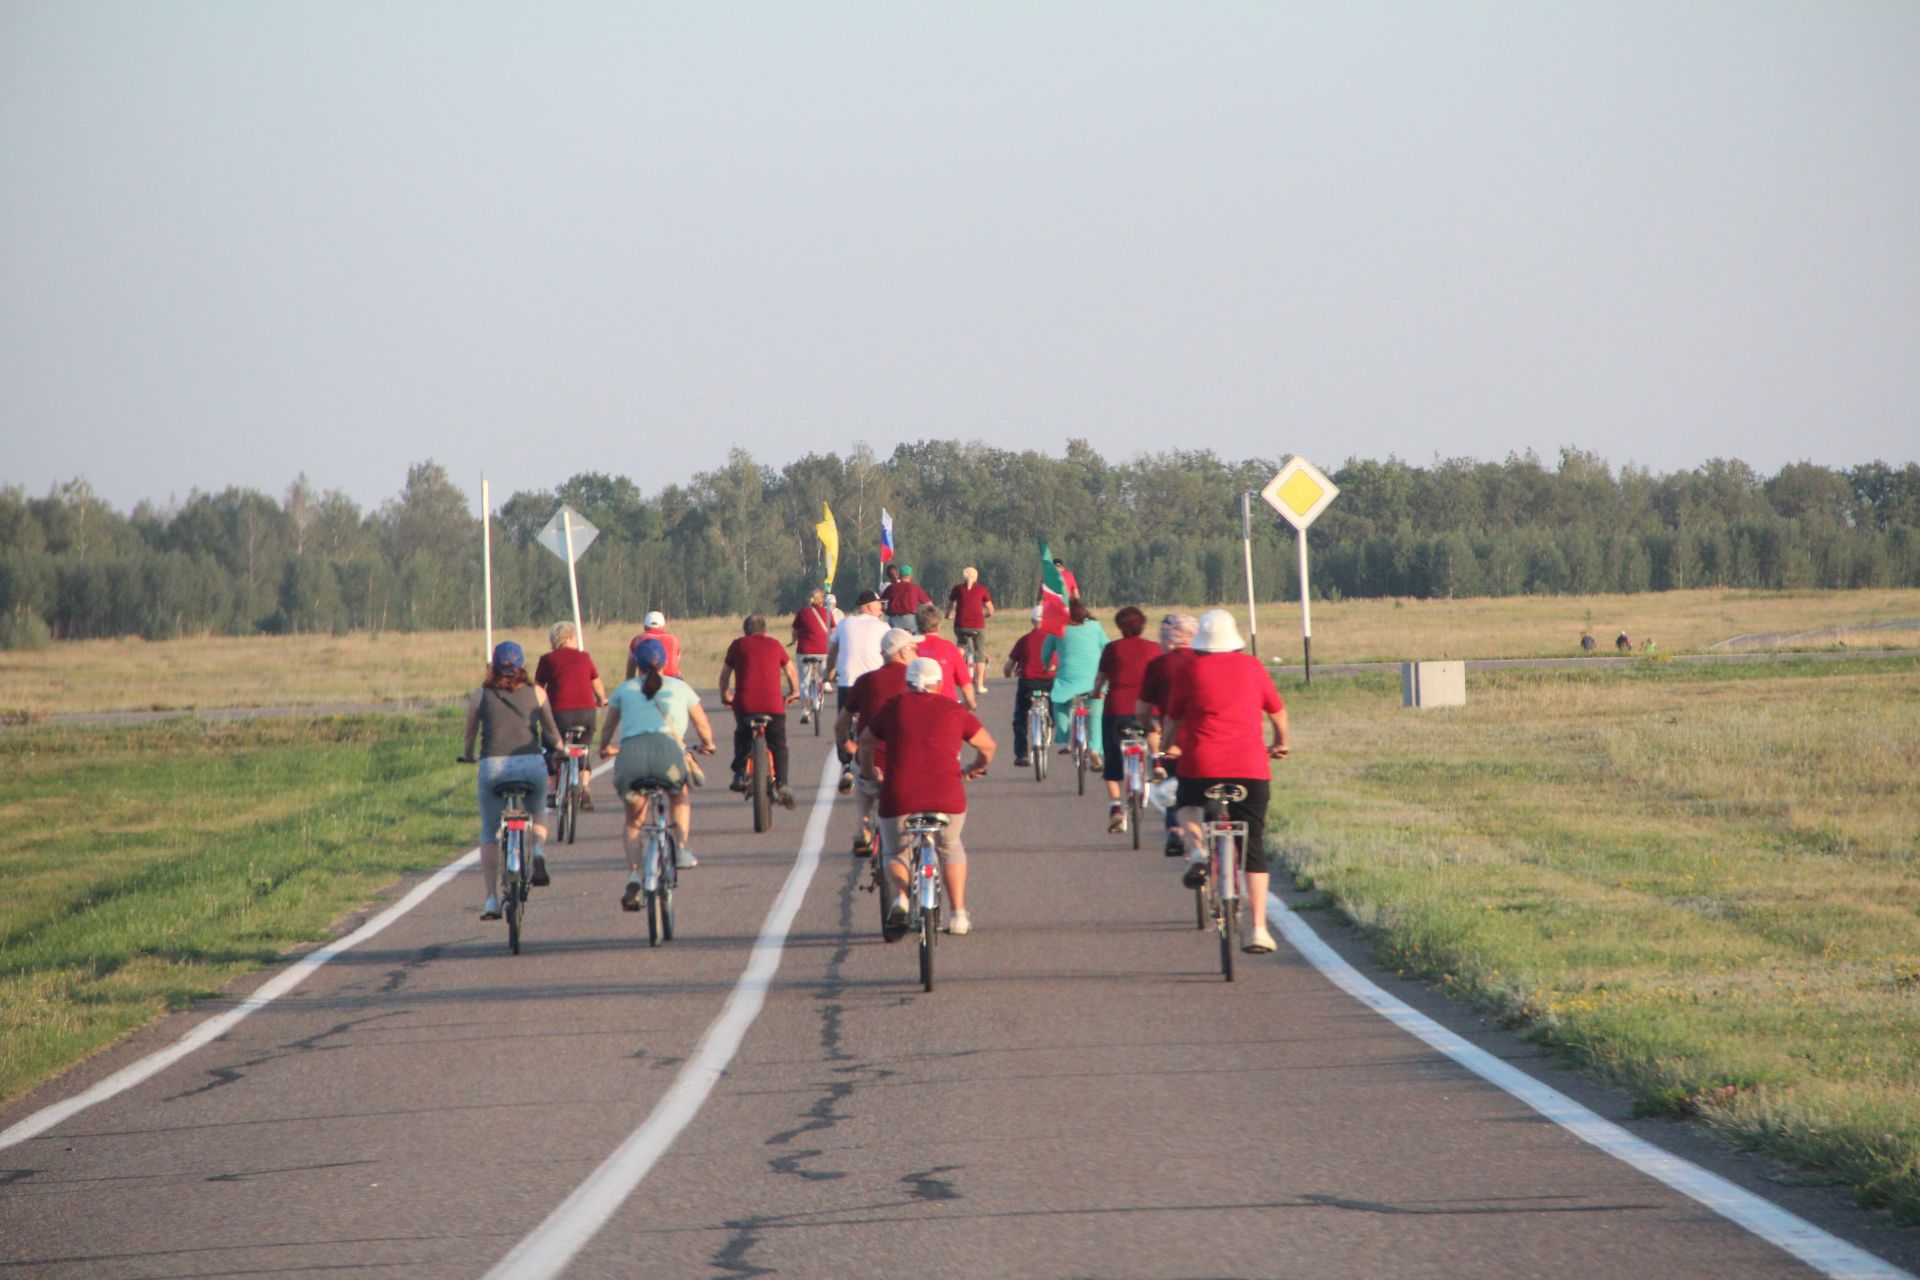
[1298,527,1313,684]
[481,476,494,663]
[562,507,585,653]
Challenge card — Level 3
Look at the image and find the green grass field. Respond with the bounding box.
[1270,655,1920,1220]
[0,712,471,1103]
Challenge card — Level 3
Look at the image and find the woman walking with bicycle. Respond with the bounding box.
[461,641,564,920]
[599,637,718,911]
[1160,610,1290,955]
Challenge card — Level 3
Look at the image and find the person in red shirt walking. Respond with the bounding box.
[882,565,933,633]
[1163,609,1290,955]
[1138,613,1198,856]
[1001,605,1059,767]
[627,611,682,679]
[1088,605,1162,833]
[945,567,996,694]
[533,621,607,812]
[858,657,994,938]
[913,604,977,710]
[835,627,919,855]
[718,614,799,808]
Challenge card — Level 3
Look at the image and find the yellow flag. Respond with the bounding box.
[815,502,839,587]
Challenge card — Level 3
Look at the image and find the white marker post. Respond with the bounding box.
[536,506,600,653]
[1259,457,1339,685]
[481,475,495,664]
[1240,491,1259,657]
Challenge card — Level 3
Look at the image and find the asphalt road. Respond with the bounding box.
[3,685,1915,1279]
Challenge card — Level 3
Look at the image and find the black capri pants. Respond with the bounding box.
[1175,776,1273,873]
[1101,712,1151,782]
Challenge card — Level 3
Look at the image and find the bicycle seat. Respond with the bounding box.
[1203,783,1248,803]
[1118,725,1147,740]
[903,812,951,831]
[493,781,536,801]
[626,779,676,797]
[744,714,775,729]
[564,726,587,743]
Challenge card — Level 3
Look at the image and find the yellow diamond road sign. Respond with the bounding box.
[1260,457,1339,531]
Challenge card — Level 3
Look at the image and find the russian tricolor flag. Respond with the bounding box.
[879,508,895,564]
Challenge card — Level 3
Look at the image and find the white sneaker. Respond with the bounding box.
[480,895,502,920]
[946,910,971,936]
[1244,926,1277,955]
[676,845,698,870]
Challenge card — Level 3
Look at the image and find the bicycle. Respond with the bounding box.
[1118,724,1150,849]
[798,656,827,737]
[902,812,948,992]
[628,781,679,947]
[1026,688,1053,781]
[1194,783,1248,982]
[740,714,776,832]
[553,726,590,845]
[1069,694,1092,795]
[494,780,536,955]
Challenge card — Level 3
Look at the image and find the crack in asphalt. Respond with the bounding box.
[205,1158,380,1184]
[163,1012,410,1101]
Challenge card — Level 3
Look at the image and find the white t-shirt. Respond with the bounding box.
[832,613,889,686]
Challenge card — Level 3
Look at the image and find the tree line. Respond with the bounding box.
[2,444,1917,647]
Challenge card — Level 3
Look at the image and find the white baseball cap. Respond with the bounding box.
[905,657,943,691]
[1193,608,1245,653]
[880,627,918,658]
[644,610,665,629]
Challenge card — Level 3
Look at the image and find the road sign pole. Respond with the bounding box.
[1298,527,1313,685]
[1240,491,1259,657]
[562,510,585,653]
[481,476,494,665]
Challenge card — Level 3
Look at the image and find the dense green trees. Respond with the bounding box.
[2,446,1917,645]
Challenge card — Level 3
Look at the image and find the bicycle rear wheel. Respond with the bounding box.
[919,906,937,991]
[1033,717,1049,781]
[751,735,772,832]
[1076,736,1086,796]
[504,832,524,955]
[661,832,678,941]
[1194,882,1207,929]
[561,785,577,846]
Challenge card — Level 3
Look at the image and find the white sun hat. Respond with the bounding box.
[1193,608,1245,653]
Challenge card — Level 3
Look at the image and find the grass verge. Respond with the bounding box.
[0,711,472,1104]
[1269,655,1920,1220]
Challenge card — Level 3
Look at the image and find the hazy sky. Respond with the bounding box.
[3,2,1916,514]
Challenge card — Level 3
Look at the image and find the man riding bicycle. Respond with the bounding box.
[1002,605,1058,768]
[912,604,977,710]
[826,590,890,792]
[835,627,918,856]
[858,657,994,938]
[791,589,836,723]
[1139,613,1199,855]
[1087,605,1160,834]
[719,613,799,809]
[533,620,606,813]
[627,610,683,679]
[1161,610,1290,955]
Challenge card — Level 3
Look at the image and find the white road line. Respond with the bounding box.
[0,760,616,1152]
[483,749,838,1280]
[1265,893,1914,1280]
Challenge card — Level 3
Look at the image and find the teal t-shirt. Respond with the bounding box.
[609,676,698,740]
[1044,620,1109,694]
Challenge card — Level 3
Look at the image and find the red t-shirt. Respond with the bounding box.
[868,694,983,818]
[791,604,834,656]
[628,628,682,677]
[1166,652,1284,778]
[1139,646,1196,715]
[1008,629,1058,680]
[947,582,993,629]
[914,634,971,702]
[1095,635,1161,717]
[533,647,601,712]
[847,661,912,770]
[723,634,790,715]
[882,580,932,615]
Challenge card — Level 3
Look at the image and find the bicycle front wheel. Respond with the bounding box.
[919,906,937,992]
[751,735,772,832]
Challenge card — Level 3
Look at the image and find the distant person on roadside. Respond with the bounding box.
[913,604,977,710]
[884,565,932,633]
[946,567,996,694]
[534,621,606,811]
[1616,630,1632,653]
[826,590,891,790]
[599,637,717,909]
[1580,630,1596,653]
[718,613,799,809]
[1042,598,1108,765]
[1088,605,1162,833]
[462,641,563,920]
[628,610,683,679]
[1162,610,1289,955]
[1003,605,1059,767]
[859,657,994,939]
[1139,613,1199,856]
[791,588,837,722]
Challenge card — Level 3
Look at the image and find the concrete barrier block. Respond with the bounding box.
[1401,660,1466,708]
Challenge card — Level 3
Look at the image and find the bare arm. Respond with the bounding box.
[686,701,718,754]
[591,676,608,707]
[533,686,562,751]
[597,705,623,758]
[717,662,735,706]
[856,727,880,778]
[782,657,800,700]
[1268,705,1290,758]
[963,726,995,778]
[462,690,482,758]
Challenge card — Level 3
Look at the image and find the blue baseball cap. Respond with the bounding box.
[491,641,525,671]
[631,637,667,671]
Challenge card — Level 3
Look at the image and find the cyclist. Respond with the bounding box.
[858,657,994,938]
[533,620,606,812]
[599,637,717,910]
[912,604,977,710]
[718,613,799,809]
[627,610,682,679]
[826,589,890,792]
[462,641,563,919]
[1041,598,1108,767]
[883,564,932,632]
[1138,613,1199,855]
[1002,604,1058,768]
[835,627,918,856]
[1087,605,1160,833]
[1161,610,1290,955]
[945,566,995,694]
[791,589,836,723]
